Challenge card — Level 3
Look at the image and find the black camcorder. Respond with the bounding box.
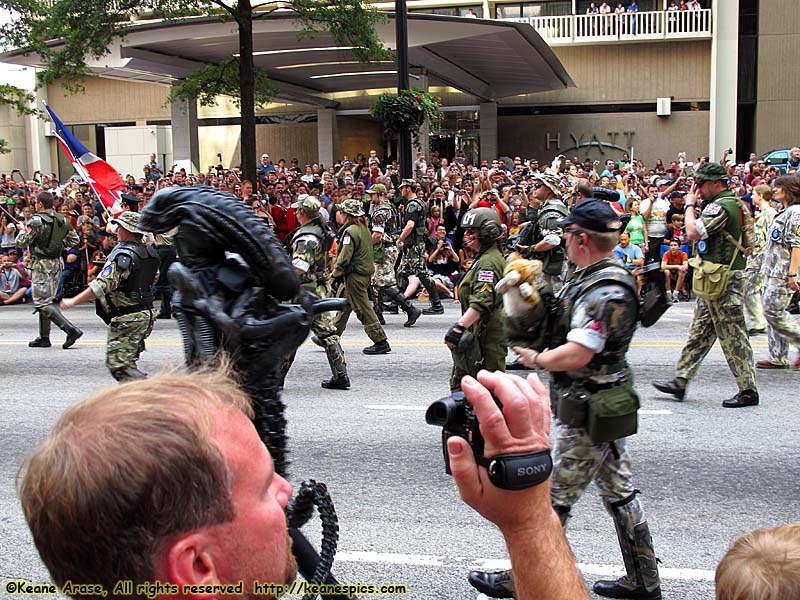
[426,391,553,491]
[426,391,487,474]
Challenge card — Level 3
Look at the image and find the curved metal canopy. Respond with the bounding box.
[2,12,574,107]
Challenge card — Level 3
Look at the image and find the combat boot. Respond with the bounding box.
[652,378,686,402]
[419,276,444,315]
[467,570,515,598]
[593,493,661,600]
[157,290,172,319]
[722,389,759,408]
[362,340,391,355]
[29,312,52,348]
[383,287,422,327]
[321,341,350,390]
[111,367,148,382]
[44,304,83,349]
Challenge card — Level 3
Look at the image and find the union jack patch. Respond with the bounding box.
[478,270,495,283]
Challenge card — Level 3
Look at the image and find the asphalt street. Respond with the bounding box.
[1,298,799,600]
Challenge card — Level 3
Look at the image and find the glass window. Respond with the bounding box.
[410,5,482,17]
[498,1,571,18]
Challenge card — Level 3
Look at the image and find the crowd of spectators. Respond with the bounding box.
[1,143,797,307]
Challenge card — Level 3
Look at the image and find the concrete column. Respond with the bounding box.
[170,88,200,173]
[708,0,738,162]
[317,107,337,168]
[480,101,498,163]
[414,73,430,154]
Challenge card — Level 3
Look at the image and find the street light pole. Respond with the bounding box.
[395,1,412,179]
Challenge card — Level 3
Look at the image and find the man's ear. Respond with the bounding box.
[162,533,220,598]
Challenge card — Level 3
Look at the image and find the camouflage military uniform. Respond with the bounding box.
[743,204,776,331]
[90,241,158,381]
[287,217,349,387]
[17,209,82,348]
[674,190,757,393]
[760,204,800,366]
[517,195,568,292]
[550,257,661,598]
[369,191,422,327]
[397,192,443,314]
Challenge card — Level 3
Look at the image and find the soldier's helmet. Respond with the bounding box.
[461,207,502,247]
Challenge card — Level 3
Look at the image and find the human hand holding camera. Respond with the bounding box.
[447,371,552,529]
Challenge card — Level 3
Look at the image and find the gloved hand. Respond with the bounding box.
[444,322,466,349]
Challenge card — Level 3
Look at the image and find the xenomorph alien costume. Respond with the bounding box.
[140,186,348,599]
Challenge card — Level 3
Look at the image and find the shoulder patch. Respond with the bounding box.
[478,270,495,283]
[100,264,113,278]
[479,283,493,293]
[790,212,800,225]
[703,203,722,216]
[342,235,352,245]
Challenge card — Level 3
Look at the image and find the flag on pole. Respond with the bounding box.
[43,103,125,216]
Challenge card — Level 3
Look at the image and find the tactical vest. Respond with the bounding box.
[696,191,745,270]
[292,223,329,282]
[532,200,569,275]
[405,198,429,243]
[551,257,639,384]
[370,202,397,264]
[108,241,159,308]
[30,211,70,259]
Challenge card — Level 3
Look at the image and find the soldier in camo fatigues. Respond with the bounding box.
[285,195,350,389]
[469,200,661,600]
[61,211,158,381]
[654,163,759,408]
[16,191,83,349]
[367,184,422,327]
[743,186,777,333]
[396,179,444,315]
[758,175,800,369]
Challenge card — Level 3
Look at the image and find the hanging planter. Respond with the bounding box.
[370,88,444,148]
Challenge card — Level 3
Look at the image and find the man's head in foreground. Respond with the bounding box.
[18,369,296,599]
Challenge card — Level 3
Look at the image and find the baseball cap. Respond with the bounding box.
[557,199,624,233]
[366,184,387,195]
[694,163,729,181]
[291,194,321,215]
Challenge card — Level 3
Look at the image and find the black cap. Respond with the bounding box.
[557,199,624,232]
[592,187,620,203]
[120,192,140,212]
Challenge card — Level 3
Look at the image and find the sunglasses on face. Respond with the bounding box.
[533,183,544,189]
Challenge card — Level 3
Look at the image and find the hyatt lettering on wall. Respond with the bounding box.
[545,130,636,157]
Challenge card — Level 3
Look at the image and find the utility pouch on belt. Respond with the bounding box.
[689,255,735,301]
[450,330,484,377]
[557,386,589,428]
[586,383,639,443]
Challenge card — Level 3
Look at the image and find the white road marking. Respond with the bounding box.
[364,405,427,411]
[365,405,673,416]
[337,551,714,581]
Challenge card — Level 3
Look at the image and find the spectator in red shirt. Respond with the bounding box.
[661,239,689,301]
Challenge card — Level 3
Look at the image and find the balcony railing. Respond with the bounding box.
[500,9,712,44]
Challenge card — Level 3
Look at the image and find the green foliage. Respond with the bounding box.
[370,88,443,147]
[167,59,276,109]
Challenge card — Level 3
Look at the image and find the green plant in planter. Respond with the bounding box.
[370,88,443,148]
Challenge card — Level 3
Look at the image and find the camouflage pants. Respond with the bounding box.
[542,272,564,295]
[371,245,398,288]
[398,241,438,298]
[675,271,757,391]
[550,421,634,508]
[763,277,800,365]
[743,255,767,331]
[106,310,155,379]
[31,260,62,309]
[334,273,387,344]
[397,242,427,278]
